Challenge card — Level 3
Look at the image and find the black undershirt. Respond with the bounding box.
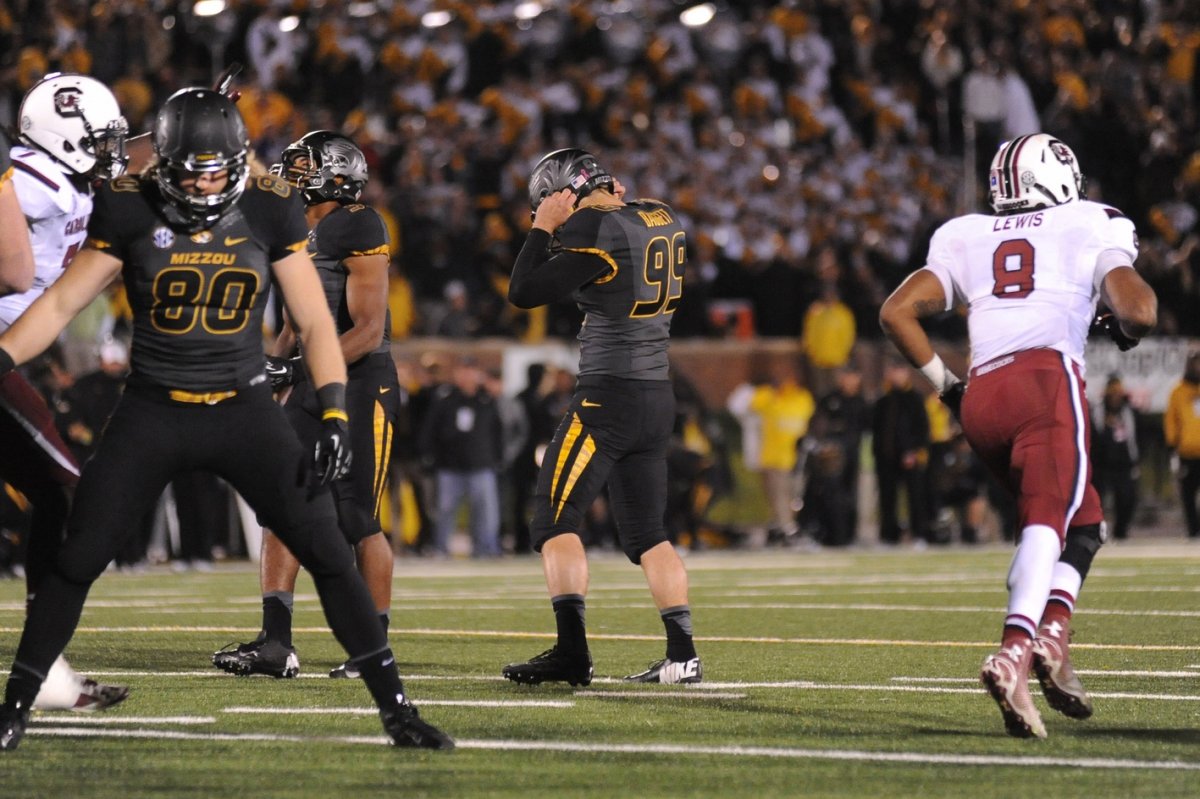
[508,228,611,308]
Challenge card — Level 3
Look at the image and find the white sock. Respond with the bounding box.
[1047,561,1082,615]
[1004,525,1062,638]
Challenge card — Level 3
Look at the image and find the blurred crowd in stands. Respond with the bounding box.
[2,332,1182,573]
[1,0,1198,343]
[1,0,1198,567]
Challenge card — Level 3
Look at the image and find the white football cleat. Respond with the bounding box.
[623,656,703,684]
[33,656,129,712]
[980,643,1046,739]
[1032,621,1093,720]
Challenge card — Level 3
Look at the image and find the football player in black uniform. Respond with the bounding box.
[0,89,452,751]
[501,149,702,686]
[0,131,34,295]
[213,131,400,681]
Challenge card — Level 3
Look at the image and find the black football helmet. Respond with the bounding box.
[270,130,368,205]
[528,148,614,212]
[153,88,249,231]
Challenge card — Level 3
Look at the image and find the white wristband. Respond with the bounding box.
[918,354,962,396]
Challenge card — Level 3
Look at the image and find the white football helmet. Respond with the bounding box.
[988,133,1086,214]
[18,73,129,180]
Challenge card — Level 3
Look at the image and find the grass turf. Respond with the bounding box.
[1,542,1198,798]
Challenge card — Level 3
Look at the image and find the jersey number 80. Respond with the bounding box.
[150,267,260,335]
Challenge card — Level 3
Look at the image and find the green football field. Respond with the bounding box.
[1,542,1197,798]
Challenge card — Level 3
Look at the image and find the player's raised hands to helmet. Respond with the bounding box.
[532,189,576,234]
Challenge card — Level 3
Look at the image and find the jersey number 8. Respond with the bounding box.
[991,238,1035,299]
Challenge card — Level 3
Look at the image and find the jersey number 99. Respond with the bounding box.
[150,267,260,335]
[630,232,685,318]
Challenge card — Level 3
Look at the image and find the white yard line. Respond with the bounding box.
[64,671,1200,702]
[225,700,574,711]
[894,670,1200,681]
[8,626,1192,652]
[573,690,746,699]
[32,716,215,725]
[8,597,1198,619]
[21,727,1200,770]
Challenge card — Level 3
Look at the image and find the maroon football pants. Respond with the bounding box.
[960,348,1102,543]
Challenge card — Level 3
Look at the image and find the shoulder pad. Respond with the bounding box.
[249,173,294,199]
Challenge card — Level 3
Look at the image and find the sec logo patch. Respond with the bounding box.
[153,227,176,249]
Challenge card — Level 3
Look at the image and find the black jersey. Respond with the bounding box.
[309,203,391,362]
[557,200,684,381]
[86,173,308,391]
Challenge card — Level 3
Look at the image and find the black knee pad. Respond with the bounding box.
[1060,522,1105,580]
[621,528,670,565]
[281,515,357,578]
[335,495,376,545]
[55,535,117,585]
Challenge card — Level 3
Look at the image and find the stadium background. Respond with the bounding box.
[0,0,1198,550]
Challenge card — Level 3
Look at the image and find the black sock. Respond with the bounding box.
[661,605,697,662]
[350,647,406,710]
[15,572,92,680]
[4,663,43,709]
[262,592,294,648]
[551,594,587,654]
[379,611,390,637]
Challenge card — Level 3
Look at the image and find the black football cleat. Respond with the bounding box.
[502,646,593,686]
[212,639,299,678]
[623,656,703,684]
[0,700,31,751]
[328,660,360,679]
[380,699,455,750]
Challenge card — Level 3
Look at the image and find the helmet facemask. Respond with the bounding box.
[156,152,249,232]
[83,117,130,181]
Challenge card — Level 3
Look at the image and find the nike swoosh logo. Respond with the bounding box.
[225,236,248,246]
[380,387,391,394]
[581,399,601,408]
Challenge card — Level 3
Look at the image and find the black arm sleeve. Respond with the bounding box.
[508,228,612,308]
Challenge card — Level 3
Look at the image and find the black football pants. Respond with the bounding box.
[10,382,387,683]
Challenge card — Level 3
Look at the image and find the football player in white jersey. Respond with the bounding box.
[0,73,131,712]
[880,133,1157,739]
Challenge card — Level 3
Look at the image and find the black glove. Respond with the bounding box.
[314,383,352,485]
[264,355,301,390]
[314,415,352,485]
[941,382,965,420]
[1091,311,1139,352]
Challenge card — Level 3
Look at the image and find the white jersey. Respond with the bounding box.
[0,145,92,331]
[924,199,1138,370]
